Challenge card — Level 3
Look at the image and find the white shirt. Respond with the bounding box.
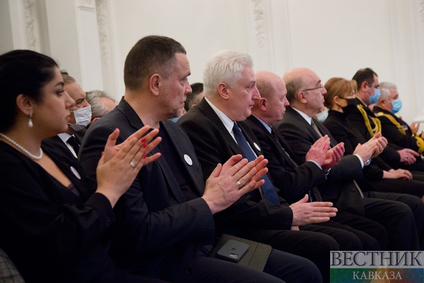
[58,133,78,158]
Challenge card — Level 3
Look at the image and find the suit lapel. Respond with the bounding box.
[275,131,299,169]
[249,116,299,169]
[286,107,322,141]
[197,99,244,156]
[161,121,205,198]
[119,99,187,203]
[313,118,337,147]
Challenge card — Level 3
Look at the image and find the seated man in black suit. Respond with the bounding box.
[350,68,424,171]
[245,70,387,250]
[373,82,424,155]
[79,35,322,283]
[184,82,204,112]
[85,89,117,124]
[178,50,356,283]
[278,67,424,250]
[42,73,91,159]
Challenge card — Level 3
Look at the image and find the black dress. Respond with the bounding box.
[0,141,122,282]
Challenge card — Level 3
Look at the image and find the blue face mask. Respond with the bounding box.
[390,99,402,114]
[316,110,329,122]
[369,88,381,104]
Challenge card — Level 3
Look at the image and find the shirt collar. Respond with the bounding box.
[292,107,312,125]
[58,132,73,143]
[252,114,272,134]
[205,97,235,138]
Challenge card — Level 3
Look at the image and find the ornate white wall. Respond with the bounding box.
[1,0,423,126]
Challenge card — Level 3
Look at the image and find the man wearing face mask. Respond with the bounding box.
[373,82,424,155]
[42,73,91,159]
[344,68,424,171]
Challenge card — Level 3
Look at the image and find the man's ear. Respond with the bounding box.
[360,81,368,91]
[298,91,308,104]
[149,74,160,96]
[16,94,33,116]
[258,98,267,111]
[217,82,230,100]
[380,98,388,108]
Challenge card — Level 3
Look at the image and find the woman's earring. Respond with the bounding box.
[28,112,33,128]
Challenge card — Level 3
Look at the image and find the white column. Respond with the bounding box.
[45,0,103,91]
[388,0,424,125]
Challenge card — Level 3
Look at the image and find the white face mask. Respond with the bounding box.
[316,109,329,122]
[69,105,92,131]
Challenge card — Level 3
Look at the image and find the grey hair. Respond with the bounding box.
[379,82,397,101]
[86,90,116,119]
[203,50,253,96]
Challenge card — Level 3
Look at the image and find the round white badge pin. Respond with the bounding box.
[254,142,261,151]
[70,166,81,180]
[184,154,193,166]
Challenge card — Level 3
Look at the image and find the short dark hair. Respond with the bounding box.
[0,50,58,132]
[185,82,203,111]
[352,68,377,91]
[61,71,76,85]
[124,35,186,91]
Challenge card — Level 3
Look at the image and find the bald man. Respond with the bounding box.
[278,67,424,251]
[245,70,388,250]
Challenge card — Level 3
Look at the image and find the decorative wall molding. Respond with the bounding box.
[419,0,424,21]
[252,0,266,48]
[23,0,36,50]
[78,0,95,9]
[95,0,111,67]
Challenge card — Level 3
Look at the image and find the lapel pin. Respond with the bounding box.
[254,142,261,152]
[184,154,193,166]
[70,166,81,180]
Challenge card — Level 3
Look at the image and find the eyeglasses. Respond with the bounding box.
[302,84,324,92]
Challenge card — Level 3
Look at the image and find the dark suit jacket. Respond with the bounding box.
[323,109,392,180]
[42,135,78,160]
[79,98,215,281]
[244,115,326,203]
[343,98,402,167]
[277,106,365,215]
[178,98,293,235]
[373,106,424,154]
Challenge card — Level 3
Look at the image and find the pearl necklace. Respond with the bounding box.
[0,133,43,160]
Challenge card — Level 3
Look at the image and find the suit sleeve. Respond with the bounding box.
[79,123,215,255]
[179,117,293,230]
[324,119,356,154]
[248,123,325,203]
[324,118,386,180]
[278,120,363,182]
[378,115,424,154]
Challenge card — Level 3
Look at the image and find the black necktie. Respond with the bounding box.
[67,136,80,156]
[271,127,323,202]
[233,123,280,205]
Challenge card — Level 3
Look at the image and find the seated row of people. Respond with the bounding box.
[1,35,424,283]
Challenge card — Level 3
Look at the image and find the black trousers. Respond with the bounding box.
[306,220,381,250]
[364,191,424,249]
[331,210,389,250]
[237,227,337,283]
[194,248,322,283]
[369,178,424,198]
